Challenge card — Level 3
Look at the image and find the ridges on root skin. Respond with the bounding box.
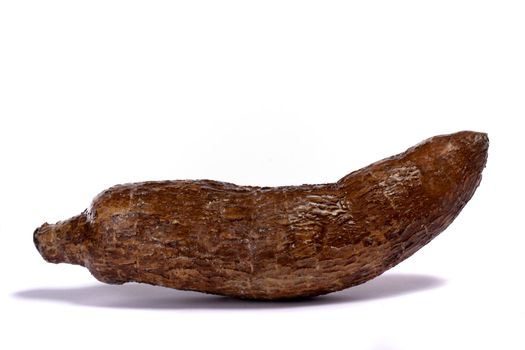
[287,194,355,230]
[378,165,422,209]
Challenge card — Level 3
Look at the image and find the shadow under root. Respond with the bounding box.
[13,273,446,310]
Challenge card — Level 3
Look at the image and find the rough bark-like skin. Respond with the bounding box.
[34,131,488,299]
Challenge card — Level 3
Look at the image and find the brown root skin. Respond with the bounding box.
[34,213,89,266]
[34,131,488,300]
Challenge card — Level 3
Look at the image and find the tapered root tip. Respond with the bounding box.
[33,226,41,254]
[467,131,489,151]
[461,131,489,172]
[34,223,65,264]
[33,213,89,266]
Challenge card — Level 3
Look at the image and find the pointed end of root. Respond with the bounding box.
[454,130,489,175]
[457,130,489,152]
[34,213,89,266]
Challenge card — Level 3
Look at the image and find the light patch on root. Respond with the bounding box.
[442,141,459,154]
[288,195,354,229]
[378,165,422,209]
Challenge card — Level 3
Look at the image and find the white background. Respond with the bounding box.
[1,1,524,349]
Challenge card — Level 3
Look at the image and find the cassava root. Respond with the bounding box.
[34,131,488,299]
